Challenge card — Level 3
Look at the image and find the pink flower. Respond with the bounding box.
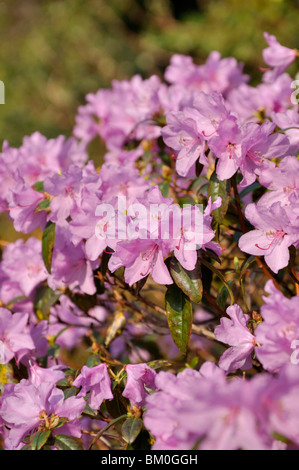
[0,308,35,365]
[123,364,158,407]
[0,379,85,449]
[239,201,299,273]
[255,281,299,373]
[209,116,244,181]
[263,33,297,80]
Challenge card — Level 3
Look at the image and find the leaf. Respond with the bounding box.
[32,181,45,193]
[165,284,193,354]
[159,181,170,197]
[33,284,61,321]
[54,434,83,451]
[217,284,230,311]
[63,386,79,399]
[169,257,203,303]
[147,360,173,370]
[42,222,56,273]
[86,354,101,368]
[208,171,231,224]
[68,292,98,313]
[134,275,149,296]
[31,430,51,450]
[121,417,143,444]
[21,444,34,450]
[4,295,27,309]
[83,402,99,417]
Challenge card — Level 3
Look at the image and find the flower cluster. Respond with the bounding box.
[0,32,299,451]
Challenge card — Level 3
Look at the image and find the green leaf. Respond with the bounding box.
[33,284,61,321]
[31,430,51,450]
[86,354,102,368]
[83,402,99,417]
[63,386,79,399]
[217,284,230,311]
[121,417,143,444]
[208,171,231,224]
[54,434,83,451]
[165,284,193,354]
[147,359,172,370]
[35,198,50,213]
[21,444,33,450]
[42,222,56,273]
[32,181,45,193]
[169,257,203,303]
[68,292,98,313]
[159,181,170,197]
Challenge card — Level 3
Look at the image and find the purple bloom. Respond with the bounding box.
[73,364,113,410]
[239,121,289,187]
[0,238,47,298]
[0,379,85,449]
[255,281,299,373]
[0,308,35,365]
[123,364,158,407]
[48,227,100,295]
[258,156,299,207]
[161,108,207,177]
[263,33,297,80]
[209,117,244,181]
[164,53,248,96]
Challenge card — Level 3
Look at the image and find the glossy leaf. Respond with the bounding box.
[165,284,193,354]
[33,284,61,321]
[169,257,203,303]
[208,171,231,224]
[121,417,143,444]
[54,434,83,451]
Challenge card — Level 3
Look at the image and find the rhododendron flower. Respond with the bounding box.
[44,165,83,226]
[0,309,35,365]
[0,379,85,449]
[123,364,158,407]
[239,201,299,273]
[254,281,299,373]
[164,52,248,96]
[73,364,113,410]
[239,121,289,187]
[258,156,299,207]
[48,227,100,295]
[161,108,207,177]
[8,177,48,234]
[263,33,297,80]
[0,237,47,298]
[214,305,257,373]
[209,117,244,181]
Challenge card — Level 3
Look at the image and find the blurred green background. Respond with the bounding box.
[1,0,299,147]
[1,0,299,241]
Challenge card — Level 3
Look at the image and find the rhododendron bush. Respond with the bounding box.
[0,32,299,451]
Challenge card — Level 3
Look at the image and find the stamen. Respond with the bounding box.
[255,231,284,251]
[140,245,158,276]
